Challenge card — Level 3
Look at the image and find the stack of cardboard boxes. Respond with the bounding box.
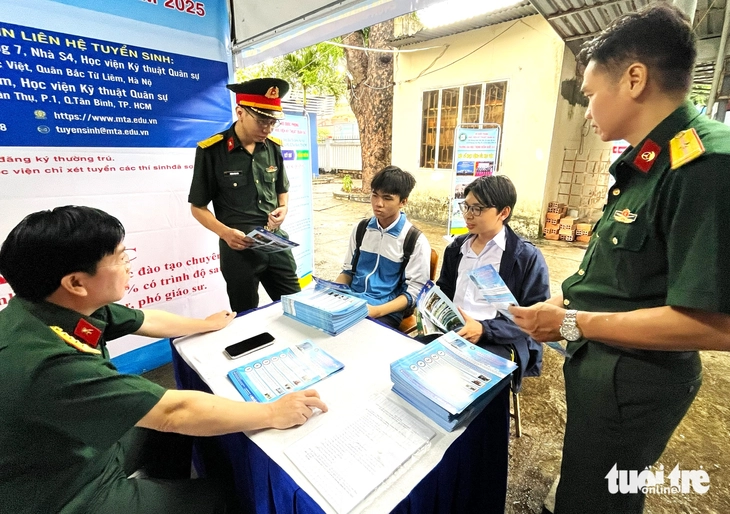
[543,202,593,244]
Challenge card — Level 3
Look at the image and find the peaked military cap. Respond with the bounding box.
[227,78,289,120]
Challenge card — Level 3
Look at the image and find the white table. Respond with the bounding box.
[172,302,510,514]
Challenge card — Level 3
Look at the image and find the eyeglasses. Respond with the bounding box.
[459,202,492,217]
[100,248,137,268]
[246,109,280,129]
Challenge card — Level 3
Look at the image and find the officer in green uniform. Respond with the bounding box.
[0,206,327,513]
[189,78,300,312]
[510,5,730,513]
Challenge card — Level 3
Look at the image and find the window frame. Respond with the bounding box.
[419,80,508,170]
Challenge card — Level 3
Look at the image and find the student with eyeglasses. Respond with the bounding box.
[434,175,550,392]
[0,206,327,514]
[188,78,301,312]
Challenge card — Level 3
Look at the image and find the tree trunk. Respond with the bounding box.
[342,21,394,192]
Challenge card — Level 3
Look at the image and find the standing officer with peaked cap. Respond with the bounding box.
[189,78,301,312]
[509,4,730,513]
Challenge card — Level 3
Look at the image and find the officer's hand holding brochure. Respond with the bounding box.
[245,227,299,253]
[228,340,344,402]
[415,281,466,336]
[467,264,566,355]
[466,264,517,320]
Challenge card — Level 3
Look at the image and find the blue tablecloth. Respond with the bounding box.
[172,343,510,514]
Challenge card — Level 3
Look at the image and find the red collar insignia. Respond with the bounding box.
[633,139,661,173]
[73,318,101,348]
[227,137,235,152]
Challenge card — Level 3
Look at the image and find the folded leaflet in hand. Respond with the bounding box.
[245,227,299,253]
[390,331,517,431]
[414,280,465,336]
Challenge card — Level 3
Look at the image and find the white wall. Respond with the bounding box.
[392,14,566,223]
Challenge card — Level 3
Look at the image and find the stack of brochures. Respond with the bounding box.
[281,279,368,336]
[228,340,344,402]
[390,331,517,431]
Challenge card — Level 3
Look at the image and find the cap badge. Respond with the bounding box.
[265,86,280,99]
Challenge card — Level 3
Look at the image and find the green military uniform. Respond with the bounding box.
[188,123,300,312]
[0,298,225,513]
[555,101,730,513]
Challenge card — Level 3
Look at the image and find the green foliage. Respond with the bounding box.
[342,174,354,193]
[235,41,346,105]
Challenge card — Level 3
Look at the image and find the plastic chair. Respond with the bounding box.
[398,249,438,334]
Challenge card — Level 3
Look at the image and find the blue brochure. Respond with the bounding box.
[228,340,344,402]
[467,264,518,319]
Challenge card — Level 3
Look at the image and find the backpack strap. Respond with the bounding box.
[350,218,370,274]
[399,225,422,315]
[400,225,422,276]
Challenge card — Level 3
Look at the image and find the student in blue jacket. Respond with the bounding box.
[437,175,550,390]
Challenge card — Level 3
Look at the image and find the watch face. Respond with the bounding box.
[560,324,581,342]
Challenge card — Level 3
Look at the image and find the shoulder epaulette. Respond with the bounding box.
[49,326,101,355]
[267,135,283,147]
[669,128,705,170]
[197,134,224,149]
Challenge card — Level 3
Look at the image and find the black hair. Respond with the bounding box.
[0,206,125,302]
[370,166,417,200]
[578,4,696,94]
[464,175,517,222]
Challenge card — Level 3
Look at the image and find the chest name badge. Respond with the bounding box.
[669,128,705,170]
[613,209,637,223]
[632,139,661,173]
[50,326,102,355]
[265,166,278,173]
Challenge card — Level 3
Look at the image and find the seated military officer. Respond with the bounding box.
[0,206,327,514]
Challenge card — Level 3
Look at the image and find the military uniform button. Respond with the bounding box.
[233,183,237,187]
[612,189,620,196]
[563,299,570,306]
[612,237,618,245]
[258,200,261,203]
[256,180,259,184]
[578,269,585,276]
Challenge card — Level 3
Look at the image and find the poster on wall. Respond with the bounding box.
[276,111,314,285]
[448,125,501,236]
[0,1,316,360]
[0,0,229,360]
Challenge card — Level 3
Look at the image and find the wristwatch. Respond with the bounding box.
[559,309,583,342]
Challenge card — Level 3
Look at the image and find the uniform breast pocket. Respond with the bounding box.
[607,222,648,253]
[220,170,248,189]
[262,166,278,184]
[604,220,656,294]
